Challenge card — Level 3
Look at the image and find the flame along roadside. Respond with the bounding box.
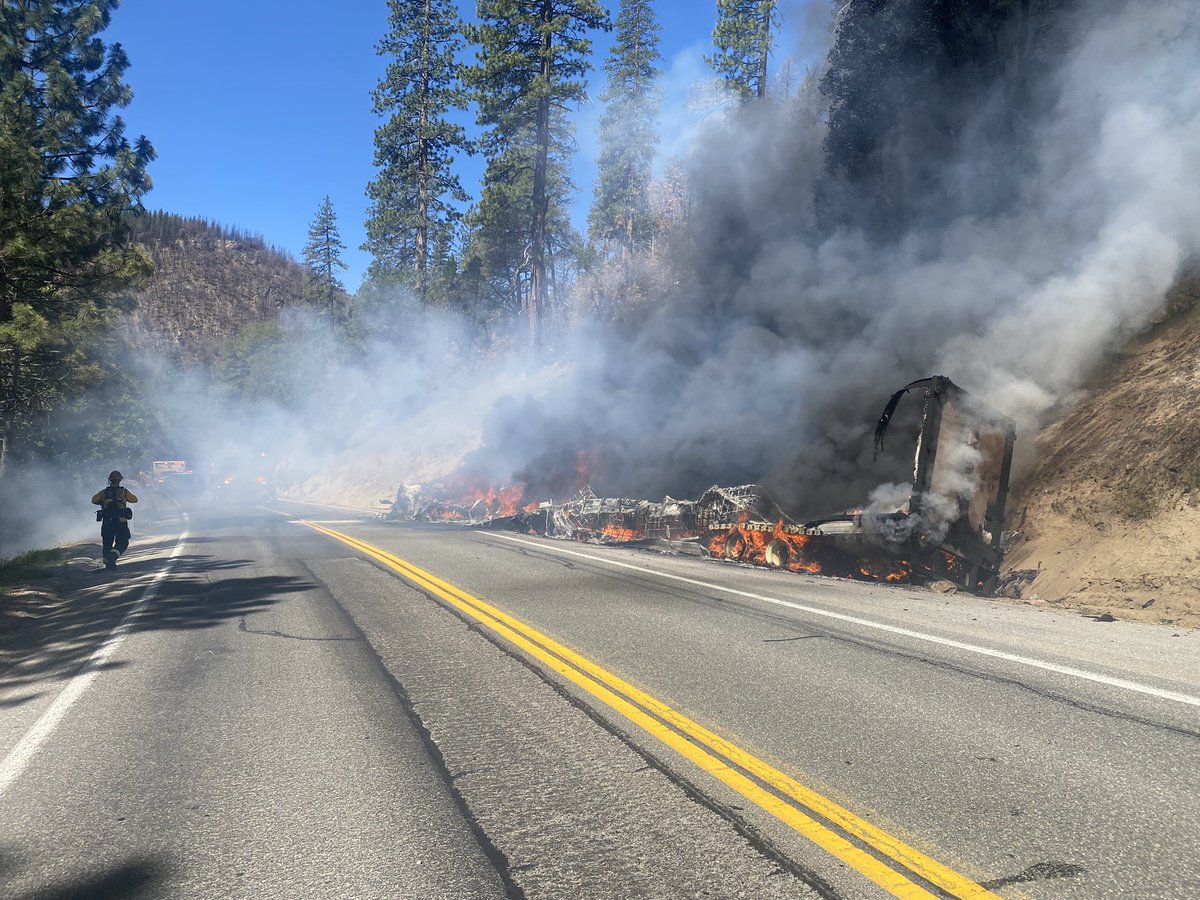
[300,520,1001,900]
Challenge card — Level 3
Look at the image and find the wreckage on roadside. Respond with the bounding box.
[384,376,1015,593]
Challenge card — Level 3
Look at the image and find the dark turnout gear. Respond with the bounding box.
[92,480,138,569]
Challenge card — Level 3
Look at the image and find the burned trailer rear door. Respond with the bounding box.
[909,377,1016,589]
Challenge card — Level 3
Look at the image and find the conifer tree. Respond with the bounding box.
[465,0,609,351]
[365,0,470,302]
[0,0,155,322]
[706,0,779,101]
[589,0,662,257]
[817,0,1046,237]
[0,0,155,474]
[302,196,348,315]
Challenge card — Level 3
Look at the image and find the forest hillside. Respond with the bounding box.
[119,212,303,363]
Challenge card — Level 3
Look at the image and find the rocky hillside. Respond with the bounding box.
[119,211,304,363]
[1004,270,1200,628]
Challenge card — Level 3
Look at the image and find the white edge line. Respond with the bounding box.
[0,522,191,798]
[481,531,1200,709]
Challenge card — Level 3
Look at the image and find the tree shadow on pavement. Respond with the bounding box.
[3,852,170,900]
[0,551,316,695]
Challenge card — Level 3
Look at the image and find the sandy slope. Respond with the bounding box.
[1005,273,1200,628]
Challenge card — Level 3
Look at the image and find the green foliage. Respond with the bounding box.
[348,274,409,347]
[0,299,161,476]
[465,0,609,347]
[302,196,348,315]
[214,315,346,410]
[0,547,63,595]
[365,0,471,298]
[214,321,299,407]
[706,0,779,101]
[466,0,608,153]
[0,0,155,474]
[589,0,662,256]
[0,0,155,323]
[817,0,1039,237]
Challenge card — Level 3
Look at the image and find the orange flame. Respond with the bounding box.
[857,561,913,583]
[600,524,640,542]
[708,519,911,583]
[706,519,822,575]
[423,477,529,521]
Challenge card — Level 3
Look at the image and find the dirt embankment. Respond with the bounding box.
[1005,273,1200,628]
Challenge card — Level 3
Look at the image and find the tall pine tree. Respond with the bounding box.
[465,0,609,351]
[706,0,779,101]
[818,0,1052,237]
[365,0,470,302]
[0,0,155,474]
[589,0,662,258]
[302,196,348,315]
[0,0,154,321]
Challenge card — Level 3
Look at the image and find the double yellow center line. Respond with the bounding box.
[303,522,1001,900]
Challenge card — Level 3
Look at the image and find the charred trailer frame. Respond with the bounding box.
[894,377,1016,591]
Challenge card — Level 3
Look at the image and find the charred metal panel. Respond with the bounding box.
[388,375,1015,594]
[907,376,1016,588]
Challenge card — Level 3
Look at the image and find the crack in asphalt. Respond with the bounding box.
[236,616,359,643]
[980,860,1086,889]
[299,561,528,900]
[377,562,847,900]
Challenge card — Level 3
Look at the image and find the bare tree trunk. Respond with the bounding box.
[756,4,771,99]
[0,352,17,481]
[528,0,554,353]
[416,0,432,303]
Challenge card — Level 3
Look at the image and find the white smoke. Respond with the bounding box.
[11,0,1196,559]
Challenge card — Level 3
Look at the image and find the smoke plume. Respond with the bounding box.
[7,0,1196,559]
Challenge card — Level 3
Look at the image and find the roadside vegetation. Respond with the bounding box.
[4,0,1196,631]
[0,549,64,597]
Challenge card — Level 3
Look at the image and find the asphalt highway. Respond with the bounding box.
[1,499,1197,899]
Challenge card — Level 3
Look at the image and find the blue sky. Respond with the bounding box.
[106,1,811,290]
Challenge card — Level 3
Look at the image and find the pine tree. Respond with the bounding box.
[302,196,348,315]
[817,0,1049,237]
[365,0,470,302]
[0,0,155,322]
[589,0,662,258]
[465,0,609,351]
[706,0,779,101]
[0,0,155,475]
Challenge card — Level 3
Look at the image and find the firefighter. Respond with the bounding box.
[92,470,138,570]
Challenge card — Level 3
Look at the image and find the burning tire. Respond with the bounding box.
[723,531,747,560]
[765,538,790,568]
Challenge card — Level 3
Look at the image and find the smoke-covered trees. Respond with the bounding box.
[365,0,470,301]
[706,0,779,101]
[0,0,155,474]
[465,0,609,350]
[302,196,348,315]
[818,0,1057,237]
[588,0,662,258]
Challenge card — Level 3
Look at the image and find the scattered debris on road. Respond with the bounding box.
[384,376,1015,594]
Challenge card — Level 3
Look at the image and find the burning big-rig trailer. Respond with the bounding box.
[385,376,1016,594]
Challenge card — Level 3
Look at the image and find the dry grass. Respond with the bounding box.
[0,548,63,597]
